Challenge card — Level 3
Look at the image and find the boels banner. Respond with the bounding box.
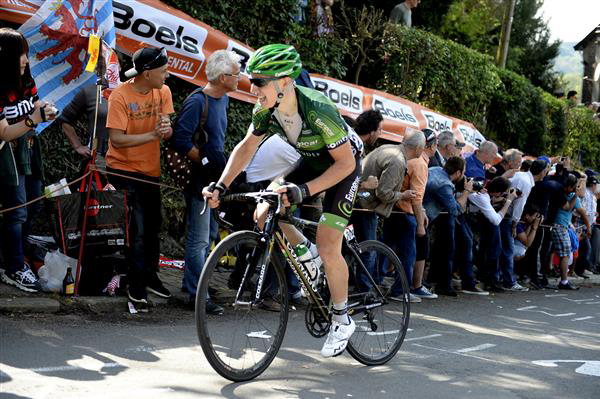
[0,0,485,149]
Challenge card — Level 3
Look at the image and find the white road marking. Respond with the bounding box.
[412,343,506,364]
[404,334,442,342]
[544,294,567,297]
[247,330,272,339]
[532,360,600,377]
[455,343,496,353]
[571,316,594,321]
[17,362,123,373]
[516,305,576,317]
[562,298,597,303]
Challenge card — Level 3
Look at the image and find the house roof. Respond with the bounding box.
[574,24,600,51]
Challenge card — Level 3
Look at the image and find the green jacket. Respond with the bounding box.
[0,132,44,186]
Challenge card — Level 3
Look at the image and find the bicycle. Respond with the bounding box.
[195,191,410,381]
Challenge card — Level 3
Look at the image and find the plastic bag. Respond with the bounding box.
[39,250,77,292]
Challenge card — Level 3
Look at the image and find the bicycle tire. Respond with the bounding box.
[346,240,410,365]
[196,230,289,381]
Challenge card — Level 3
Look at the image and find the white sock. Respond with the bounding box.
[304,239,319,258]
[560,279,569,284]
[332,301,350,325]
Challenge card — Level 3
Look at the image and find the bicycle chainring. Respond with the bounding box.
[305,303,330,338]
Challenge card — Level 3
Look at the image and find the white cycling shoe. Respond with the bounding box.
[321,316,356,357]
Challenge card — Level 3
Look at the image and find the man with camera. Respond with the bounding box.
[469,177,520,292]
[423,157,472,296]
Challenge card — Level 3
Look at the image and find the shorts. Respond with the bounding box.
[415,232,429,261]
[551,225,571,257]
[284,157,361,232]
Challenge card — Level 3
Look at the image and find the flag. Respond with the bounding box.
[85,33,100,73]
[18,0,115,133]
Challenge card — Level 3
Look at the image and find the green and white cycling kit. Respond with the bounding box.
[252,85,363,231]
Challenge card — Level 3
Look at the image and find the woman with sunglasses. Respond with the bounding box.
[0,27,58,292]
[204,43,363,358]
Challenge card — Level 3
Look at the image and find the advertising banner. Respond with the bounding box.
[0,0,484,149]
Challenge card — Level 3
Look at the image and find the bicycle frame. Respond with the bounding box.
[222,192,387,320]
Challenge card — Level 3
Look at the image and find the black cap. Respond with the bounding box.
[422,128,436,144]
[530,159,547,175]
[588,175,598,185]
[124,47,168,78]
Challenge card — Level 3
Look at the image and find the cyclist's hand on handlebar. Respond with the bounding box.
[202,181,228,208]
[275,182,310,207]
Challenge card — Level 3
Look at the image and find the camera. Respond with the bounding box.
[455,177,484,193]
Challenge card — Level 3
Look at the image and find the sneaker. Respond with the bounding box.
[460,285,489,295]
[0,263,41,293]
[146,276,172,298]
[321,317,356,357]
[127,286,148,304]
[206,300,224,315]
[411,286,438,299]
[506,282,529,292]
[558,281,579,290]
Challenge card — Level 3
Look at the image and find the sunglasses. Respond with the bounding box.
[249,77,280,88]
[223,72,240,79]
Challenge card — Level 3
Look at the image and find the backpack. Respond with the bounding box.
[163,88,209,191]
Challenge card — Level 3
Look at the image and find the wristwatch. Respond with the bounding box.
[24,117,37,128]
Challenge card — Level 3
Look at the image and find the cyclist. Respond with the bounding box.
[204,44,363,357]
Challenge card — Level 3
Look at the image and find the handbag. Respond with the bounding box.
[164,88,209,191]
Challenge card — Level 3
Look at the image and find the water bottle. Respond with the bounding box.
[294,243,322,296]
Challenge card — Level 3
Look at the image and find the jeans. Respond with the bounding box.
[498,218,516,287]
[592,225,600,268]
[429,213,456,290]
[182,191,212,297]
[522,226,545,281]
[383,213,416,293]
[478,217,501,285]
[108,169,161,293]
[0,175,42,274]
[575,236,592,274]
[350,210,378,291]
[454,214,477,288]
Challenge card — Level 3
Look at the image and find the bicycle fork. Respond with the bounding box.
[232,233,272,309]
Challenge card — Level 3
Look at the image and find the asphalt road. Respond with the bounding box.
[1,286,599,399]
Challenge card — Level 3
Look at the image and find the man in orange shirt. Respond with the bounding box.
[105,47,174,305]
[394,128,438,300]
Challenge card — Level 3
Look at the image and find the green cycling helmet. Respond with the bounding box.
[246,44,302,79]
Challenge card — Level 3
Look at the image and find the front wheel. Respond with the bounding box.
[195,230,289,382]
[346,240,410,365]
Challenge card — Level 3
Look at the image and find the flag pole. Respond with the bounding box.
[74,34,104,296]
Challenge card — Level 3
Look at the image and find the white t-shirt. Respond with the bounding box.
[469,192,503,225]
[245,134,301,183]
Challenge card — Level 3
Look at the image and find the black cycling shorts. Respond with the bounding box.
[284,157,361,231]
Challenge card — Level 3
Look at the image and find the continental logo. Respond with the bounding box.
[114,1,202,55]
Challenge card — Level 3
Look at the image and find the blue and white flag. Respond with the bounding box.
[19,0,115,134]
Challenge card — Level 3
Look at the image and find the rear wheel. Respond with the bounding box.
[196,231,289,381]
[346,240,410,365]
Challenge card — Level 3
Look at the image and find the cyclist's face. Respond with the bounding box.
[251,75,287,108]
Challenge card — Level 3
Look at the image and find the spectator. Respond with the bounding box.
[357,129,424,296]
[292,0,309,24]
[551,174,591,289]
[574,175,598,277]
[520,159,532,172]
[58,81,110,163]
[465,140,498,180]
[397,129,437,299]
[487,148,522,179]
[105,47,174,305]
[567,90,578,107]
[353,109,383,148]
[173,49,241,314]
[389,0,420,27]
[423,156,471,296]
[514,205,543,267]
[314,0,335,36]
[428,129,464,167]
[469,177,519,292]
[0,28,58,293]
